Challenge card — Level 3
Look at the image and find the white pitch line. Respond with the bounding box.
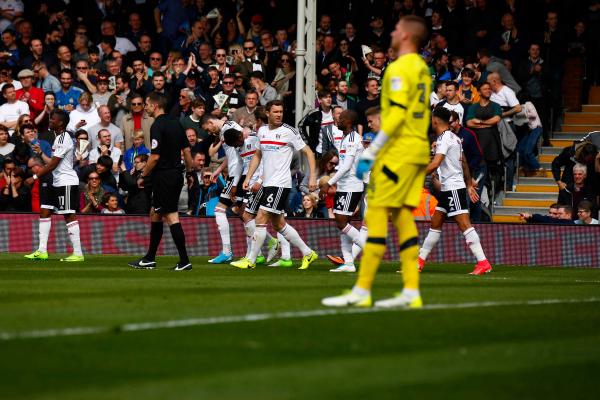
[1,297,598,341]
[575,280,600,284]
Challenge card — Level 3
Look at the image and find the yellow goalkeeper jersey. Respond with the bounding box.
[378,52,431,165]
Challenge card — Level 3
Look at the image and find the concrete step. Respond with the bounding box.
[560,124,600,132]
[540,146,562,155]
[550,138,577,147]
[539,154,556,163]
[503,198,555,207]
[515,184,558,193]
[564,113,600,124]
[493,205,548,215]
[518,177,556,185]
[583,105,600,112]
[517,169,553,178]
[505,191,557,200]
[552,132,588,140]
[492,215,523,223]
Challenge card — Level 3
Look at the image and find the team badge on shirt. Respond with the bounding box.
[391,77,402,91]
[151,139,158,149]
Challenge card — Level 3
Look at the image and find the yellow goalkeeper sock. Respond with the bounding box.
[393,207,420,290]
[356,206,388,291]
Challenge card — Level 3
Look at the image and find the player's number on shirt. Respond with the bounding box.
[448,196,455,210]
[58,195,65,208]
[414,83,426,119]
[337,196,347,208]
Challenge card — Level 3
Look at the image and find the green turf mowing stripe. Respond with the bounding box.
[1,297,598,341]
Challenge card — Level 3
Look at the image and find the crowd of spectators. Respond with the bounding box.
[0,0,598,222]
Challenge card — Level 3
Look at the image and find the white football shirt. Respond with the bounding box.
[330,131,364,192]
[240,134,263,185]
[51,132,79,186]
[435,130,465,191]
[220,120,243,184]
[258,123,306,188]
[331,125,344,152]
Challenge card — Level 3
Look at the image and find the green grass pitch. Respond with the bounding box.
[1,254,599,399]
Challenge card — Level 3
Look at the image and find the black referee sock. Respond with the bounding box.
[169,223,189,265]
[145,221,163,261]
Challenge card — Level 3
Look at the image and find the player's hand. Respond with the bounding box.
[557,180,567,190]
[308,177,317,192]
[467,186,479,203]
[242,179,250,191]
[250,182,261,193]
[210,171,219,183]
[319,183,329,199]
[356,151,375,180]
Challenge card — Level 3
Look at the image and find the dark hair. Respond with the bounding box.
[577,200,593,213]
[223,128,243,146]
[559,204,573,215]
[449,110,460,122]
[461,68,475,79]
[136,154,149,163]
[60,68,73,78]
[2,157,15,168]
[265,99,284,111]
[11,167,25,179]
[1,83,14,94]
[340,109,358,126]
[249,71,265,81]
[20,123,35,132]
[433,106,451,123]
[102,192,118,204]
[152,70,165,79]
[318,89,331,99]
[75,129,88,139]
[147,92,168,110]
[191,99,205,108]
[88,46,100,55]
[51,109,69,128]
[254,106,268,123]
[478,48,491,58]
[445,81,459,90]
[318,151,338,174]
[96,155,113,169]
[99,35,116,49]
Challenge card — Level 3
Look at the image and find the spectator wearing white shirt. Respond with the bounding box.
[96,21,137,57]
[438,81,465,123]
[88,128,122,178]
[87,105,124,150]
[66,92,101,133]
[0,83,29,136]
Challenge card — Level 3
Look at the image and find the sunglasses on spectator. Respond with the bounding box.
[76,66,88,70]
[131,102,143,106]
[89,176,100,180]
[223,81,234,85]
[150,57,162,61]
[281,58,290,63]
[203,175,212,179]
[244,46,255,50]
[216,54,226,57]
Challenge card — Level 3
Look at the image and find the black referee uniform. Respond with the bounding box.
[150,114,190,214]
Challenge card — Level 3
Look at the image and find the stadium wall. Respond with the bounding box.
[0,213,598,267]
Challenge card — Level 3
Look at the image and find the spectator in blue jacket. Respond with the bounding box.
[123,130,150,171]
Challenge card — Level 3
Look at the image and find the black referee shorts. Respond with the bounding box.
[152,170,183,214]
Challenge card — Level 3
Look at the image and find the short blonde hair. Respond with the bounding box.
[133,129,145,139]
[573,163,587,175]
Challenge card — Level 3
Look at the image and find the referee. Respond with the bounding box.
[129,92,194,271]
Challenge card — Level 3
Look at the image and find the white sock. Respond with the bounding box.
[38,217,51,252]
[401,288,420,298]
[351,226,368,259]
[215,207,231,254]
[351,285,370,296]
[66,220,83,256]
[419,229,441,260]
[278,232,291,259]
[341,234,354,266]
[463,227,486,262]
[265,231,274,242]
[249,225,267,262]
[244,220,255,258]
[342,224,361,243]
[279,223,311,256]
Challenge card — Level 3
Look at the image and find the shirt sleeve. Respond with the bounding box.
[381,64,411,136]
[289,129,306,151]
[492,102,503,117]
[504,88,519,108]
[150,121,162,155]
[436,135,450,156]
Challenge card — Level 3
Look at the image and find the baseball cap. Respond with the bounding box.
[363,132,376,142]
[17,69,34,79]
[251,14,263,25]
